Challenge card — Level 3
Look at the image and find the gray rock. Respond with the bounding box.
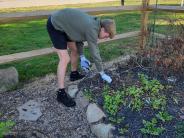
[0,67,18,92]
[17,100,42,121]
[76,91,89,109]
[91,123,115,138]
[67,85,78,98]
[86,103,106,123]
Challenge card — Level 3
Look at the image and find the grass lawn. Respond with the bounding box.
[0,0,183,83]
[0,37,139,82]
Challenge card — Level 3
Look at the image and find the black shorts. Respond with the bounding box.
[46,16,72,50]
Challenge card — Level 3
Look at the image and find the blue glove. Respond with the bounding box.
[100,71,112,83]
[80,55,91,72]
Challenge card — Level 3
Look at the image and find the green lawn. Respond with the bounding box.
[0,11,141,56]
[0,37,139,82]
[0,0,183,83]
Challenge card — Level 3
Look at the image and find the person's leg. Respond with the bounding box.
[54,48,76,107]
[67,42,78,72]
[46,17,76,107]
[55,48,70,89]
[67,42,85,81]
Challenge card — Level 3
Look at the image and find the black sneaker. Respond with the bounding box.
[70,71,85,81]
[57,89,76,107]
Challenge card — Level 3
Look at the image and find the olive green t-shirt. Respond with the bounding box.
[50,8,103,72]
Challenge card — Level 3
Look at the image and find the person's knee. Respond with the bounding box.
[57,50,70,65]
[68,42,77,52]
[60,55,70,65]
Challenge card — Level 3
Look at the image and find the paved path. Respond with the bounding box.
[0,0,116,9]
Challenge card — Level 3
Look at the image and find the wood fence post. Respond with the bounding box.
[140,0,150,49]
[121,0,124,6]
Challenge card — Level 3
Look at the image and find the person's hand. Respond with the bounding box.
[80,55,91,72]
[100,72,112,83]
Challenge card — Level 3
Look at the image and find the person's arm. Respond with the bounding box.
[76,42,91,71]
[86,29,112,83]
[87,40,103,72]
[86,29,103,72]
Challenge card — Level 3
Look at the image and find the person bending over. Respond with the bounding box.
[47,8,116,107]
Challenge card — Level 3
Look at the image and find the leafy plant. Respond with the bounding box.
[109,116,124,124]
[118,125,129,135]
[83,89,94,102]
[125,86,144,111]
[130,97,144,111]
[151,96,166,110]
[176,121,184,138]
[139,73,164,95]
[156,111,173,122]
[140,118,165,136]
[103,92,122,116]
[0,121,15,137]
[126,86,143,97]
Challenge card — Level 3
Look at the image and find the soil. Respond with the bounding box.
[78,61,184,138]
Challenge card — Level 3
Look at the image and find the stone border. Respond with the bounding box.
[67,55,131,138]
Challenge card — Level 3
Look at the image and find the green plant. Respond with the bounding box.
[109,116,124,124]
[130,97,144,111]
[140,118,165,136]
[103,92,122,116]
[0,121,15,137]
[126,86,143,111]
[156,111,173,122]
[119,125,129,135]
[176,121,184,138]
[151,96,166,110]
[103,86,123,116]
[139,74,164,95]
[126,86,143,97]
[83,89,94,102]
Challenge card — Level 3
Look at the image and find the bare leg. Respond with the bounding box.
[67,42,79,71]
[54,48,70,89]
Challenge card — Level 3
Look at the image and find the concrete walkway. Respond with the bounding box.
[0,0,116,9]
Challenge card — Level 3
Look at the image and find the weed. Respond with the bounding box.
[140,118,165,136]
[0,121,15,138]
[176,121,184,138]
[118,125,129,135]
[156,111,173,122]
[83,89,94,102]
[109,116,124,124]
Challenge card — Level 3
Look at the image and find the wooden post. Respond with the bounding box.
[121,0,124,6]
[181,0,184,7]
[140,0,150,49]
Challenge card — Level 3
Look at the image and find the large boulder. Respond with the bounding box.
[0,67,19,92]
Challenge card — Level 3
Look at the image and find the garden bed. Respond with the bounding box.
[79,37,184,137]
[78,54,184,137]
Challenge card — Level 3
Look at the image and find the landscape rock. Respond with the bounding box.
[0,67,18,93]
[91,123,115,138]
[86,103,106,123]
[76,90,89,109]
[17,100,42,121]
[67,84,78,98]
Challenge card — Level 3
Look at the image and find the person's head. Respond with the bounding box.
[99,19,116,39]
